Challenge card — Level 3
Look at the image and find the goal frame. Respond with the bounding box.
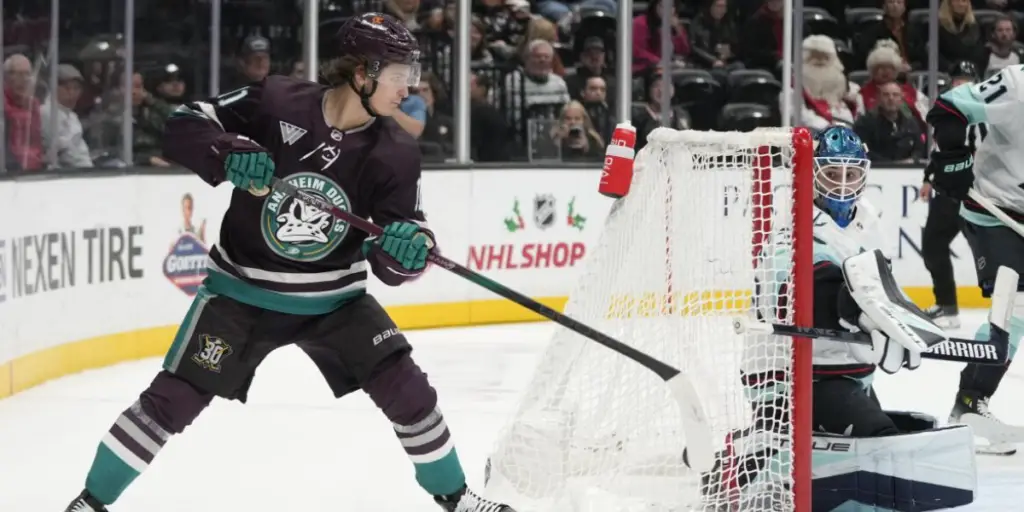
[756,127,814,512]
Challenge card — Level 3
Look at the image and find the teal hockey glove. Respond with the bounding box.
[214,133,275,193]
[365,221,432,271]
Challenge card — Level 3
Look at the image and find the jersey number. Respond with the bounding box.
[977,72,1008,104]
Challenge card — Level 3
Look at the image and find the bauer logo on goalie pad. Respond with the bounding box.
[191,334,233,373]
[533,194,557,229]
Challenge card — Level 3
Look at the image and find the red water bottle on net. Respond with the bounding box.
[598,122,637,199]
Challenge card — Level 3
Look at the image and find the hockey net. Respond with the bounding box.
[485,127,814,511]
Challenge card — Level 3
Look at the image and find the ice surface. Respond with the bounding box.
[0,312,1020,510]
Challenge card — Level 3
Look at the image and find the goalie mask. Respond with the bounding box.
[335,12,422,116]
[813,126,869,228]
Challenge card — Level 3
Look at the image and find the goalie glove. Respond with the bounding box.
[841,250,948,374]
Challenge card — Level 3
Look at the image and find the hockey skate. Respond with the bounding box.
[924,305,961,329]
[949,390,1024,455]
[434,485,516,512]
[63,490,107,512]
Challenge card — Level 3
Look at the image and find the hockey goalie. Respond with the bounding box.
[725,126,982,511]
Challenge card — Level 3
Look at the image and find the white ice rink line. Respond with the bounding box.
[1,314,1021,510]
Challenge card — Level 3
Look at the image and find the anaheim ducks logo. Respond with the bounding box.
[261,172,350,262]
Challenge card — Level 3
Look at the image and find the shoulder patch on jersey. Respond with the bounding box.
[261,172,351,262]
[279,121,307,145]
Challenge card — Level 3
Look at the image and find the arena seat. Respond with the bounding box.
[727,69,781,107]
[718,102,774,132]
[804,7,843,40]
[848,70,871,86]
[845,7,883,29]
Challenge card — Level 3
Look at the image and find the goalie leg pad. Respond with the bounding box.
[812,425,977,511]
[363,353,466,496]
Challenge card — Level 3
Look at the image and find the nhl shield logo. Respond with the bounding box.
[261,172,351,262]
[533,194,556,229]
[164,233,208,296]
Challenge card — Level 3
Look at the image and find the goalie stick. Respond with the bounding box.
[733,265,1019,366]
[258,176,717,471]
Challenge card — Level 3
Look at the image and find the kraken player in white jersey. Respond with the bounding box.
[706,127,976,511]
[926,63,1024,455]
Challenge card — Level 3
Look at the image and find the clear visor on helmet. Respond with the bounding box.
[813,157,869,202]
[376,59,421,87]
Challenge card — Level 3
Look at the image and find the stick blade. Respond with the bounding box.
[666,373,715,472]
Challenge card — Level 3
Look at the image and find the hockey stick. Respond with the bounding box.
[260,176,717,471]
[732,317,1005,364]
[967,189,1024,240]
[732,265,1019,366]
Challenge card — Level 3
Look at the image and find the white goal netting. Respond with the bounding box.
[484,128,812,512]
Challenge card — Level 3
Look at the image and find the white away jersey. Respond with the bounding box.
[755,199,886,369]
[939,64,1024,217]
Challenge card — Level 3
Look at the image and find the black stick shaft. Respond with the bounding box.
[762,322,1005,365]
[267,177,682,380]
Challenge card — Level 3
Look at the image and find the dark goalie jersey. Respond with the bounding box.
[162,76,426,315]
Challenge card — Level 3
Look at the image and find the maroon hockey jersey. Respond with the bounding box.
[163,76,427,315]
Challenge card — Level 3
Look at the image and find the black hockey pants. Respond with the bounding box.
[922,194,963,308]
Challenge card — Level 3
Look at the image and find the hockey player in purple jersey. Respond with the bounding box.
[64,13,515,512]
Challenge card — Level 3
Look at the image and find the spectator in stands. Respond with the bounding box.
[565,37,614,104]
[151,64,187,106]
[633,0,691,73]
[853,81,925,163]
[938,0,983,70]
[554,100,604,162]
[382,0,441,31]
[856,40,928,128]
[417,72,455,161]
[504,39,571,119]
[468,16,496,68]
[688,0,743,78]
[397,90,428,138]
[475,0,530,62]
[3,53,44,171]
[86,71,174,167]
[855,0,923,71]
[581,76,614,143]
[290,61,306,80]
[438,15,497,78]
[40,64,93,169]
[633,66,686,151]
[523,16,566,76]
[469,73,513,161]
[221,35,272,93]
[789,35,858,131]
[739,0,784,75]
[978,15,1024,74]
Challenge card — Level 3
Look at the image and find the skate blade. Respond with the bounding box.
[933,317,961,329]
[959,413,1024,445]
[975,443,1017,456]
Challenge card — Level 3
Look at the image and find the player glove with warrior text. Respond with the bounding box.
[925,147,974,200]
[212,133,275,193]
